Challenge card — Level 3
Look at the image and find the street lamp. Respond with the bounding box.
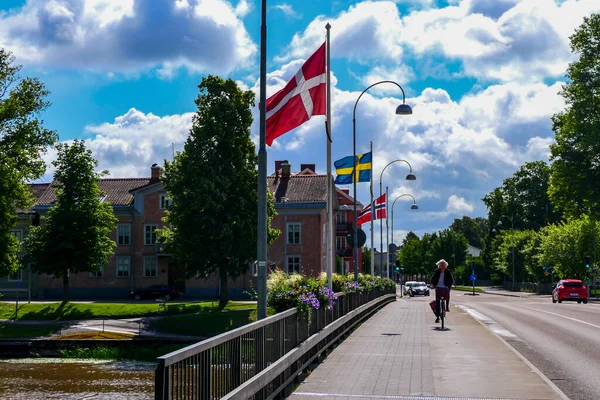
[495,215,515,291]
[352,81,412,282]
[379,160,415,278]
[391,193,418,245]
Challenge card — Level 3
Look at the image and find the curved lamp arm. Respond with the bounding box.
[353,80,408,119]
[380,159,414,184]
[392,193,417,210]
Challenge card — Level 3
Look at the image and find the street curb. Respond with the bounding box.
[482,291,531,298]
[459,305,571,400]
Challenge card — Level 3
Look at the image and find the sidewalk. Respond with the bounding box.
[290,297,566,400]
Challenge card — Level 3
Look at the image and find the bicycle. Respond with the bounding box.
[439,293,447,330]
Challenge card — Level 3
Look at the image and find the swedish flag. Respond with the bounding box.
[334,152,372,184]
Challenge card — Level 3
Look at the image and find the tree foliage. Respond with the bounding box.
[492,229,540,283]
[0,49,57,275]
[549,14,600,219]
[158,75,280,309]
[25,140,117,301]
[449,216,488,249]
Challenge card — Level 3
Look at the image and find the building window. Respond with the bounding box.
[8,269,22,281]
[117,224,131,245]
[89,266,104,278]
[145,224,158,245]
[287,256,301,274]
[335,213,346,224]
[144,257,158,277]
[287,223,301,244]
[160,194,172,210]
[9,230,23,252]
[117,257,130,278]
[336,236,347,251]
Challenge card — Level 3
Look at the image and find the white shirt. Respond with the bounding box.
[436,271,447,288]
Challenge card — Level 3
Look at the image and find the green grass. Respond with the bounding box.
[0,323,59,338]
[0,300,255,321]
[59,344,187,362]
[151,306,276,337]
[453,286,484,293]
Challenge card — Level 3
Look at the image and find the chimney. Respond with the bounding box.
[341,188,350,195]
[300,164,316,173]
[274,160,289,176]
[150,163,161,183]
[281,162,291,178]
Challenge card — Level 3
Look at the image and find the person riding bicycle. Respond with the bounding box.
[430,259,454,323]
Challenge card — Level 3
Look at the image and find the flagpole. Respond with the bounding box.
[386,185,390,279]
[370,141,374,276]
[257,0,268,320]
[325,23,333,290]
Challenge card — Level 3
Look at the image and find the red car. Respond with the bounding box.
[552,279,588,304]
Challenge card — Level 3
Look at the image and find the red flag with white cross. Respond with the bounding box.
[265,43,326,146]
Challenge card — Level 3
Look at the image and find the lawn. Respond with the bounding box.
[453,286,484,293]
[0,323,59,338]
[0,300,256,321]
[151,306,276,337]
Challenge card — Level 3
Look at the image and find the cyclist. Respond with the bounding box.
[430,259,454,324]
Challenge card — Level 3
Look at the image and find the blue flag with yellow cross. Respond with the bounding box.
[334,152,372,184]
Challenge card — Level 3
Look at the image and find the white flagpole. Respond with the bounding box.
[370,141,374,276]
[386,185,390,279]
[325,23,333,290]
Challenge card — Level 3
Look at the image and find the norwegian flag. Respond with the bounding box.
[358,193,387,225]
[265,43,326,146]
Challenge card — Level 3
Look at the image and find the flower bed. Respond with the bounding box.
[267,271,396,313]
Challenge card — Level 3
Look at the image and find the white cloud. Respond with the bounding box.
[446,194,474,214]
[272,3,302,19]
[0,0,256,75]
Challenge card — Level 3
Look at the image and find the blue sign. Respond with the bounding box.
[543,266,550,272]
[16,280,21,287]
[470,274,477,282]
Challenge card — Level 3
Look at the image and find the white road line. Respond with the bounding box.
[457,305,520,340]
[522,307,600,329]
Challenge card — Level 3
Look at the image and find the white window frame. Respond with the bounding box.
[287,223,301,245]
[117,224,131,246]
[144,257,158,277]
[286,255,301,274]
[89,266,104,278]
[7,269,22,281]
[116,256,130,278]
[159,194,172,210]
[9,230,23,252]
[144,224,158,245]
[335,212,346,224]
[336,236,347,251]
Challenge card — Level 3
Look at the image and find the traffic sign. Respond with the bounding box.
[16,280,21,288]
[346,228,367,247]
[543,265,550,272]
[470,274,477,282]
[389,243,398,254]
[544,271,549,277]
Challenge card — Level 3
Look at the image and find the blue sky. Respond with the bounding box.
[1,0,598,247]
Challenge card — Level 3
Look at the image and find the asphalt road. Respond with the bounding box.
[444,292,600,400]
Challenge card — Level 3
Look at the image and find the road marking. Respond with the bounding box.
[522,307,600,329]
[458,305,570,400]
[457,305,520,340]
[72,325,137,335]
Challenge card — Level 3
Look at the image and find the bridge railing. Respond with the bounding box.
[155,287,396,399]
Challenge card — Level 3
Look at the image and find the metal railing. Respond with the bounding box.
[155,288,396,399]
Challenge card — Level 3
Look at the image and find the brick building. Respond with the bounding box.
[1,162,363,299]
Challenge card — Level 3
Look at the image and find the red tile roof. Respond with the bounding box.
[17,183,51,213]
[34,178,150,207]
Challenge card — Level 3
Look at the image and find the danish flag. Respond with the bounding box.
[265,43,326,146]
[358,193,387,225]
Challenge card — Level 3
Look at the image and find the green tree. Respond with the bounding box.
[0,49,57,275]
[158,75,280,309]
[492,229,539,284]
[25,140,117,301]
[398,234,422,277]
[549,14,600,219]
[363,246,372,274]
[450,216,488,249]
[537,216,597,279]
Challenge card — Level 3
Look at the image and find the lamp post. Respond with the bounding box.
[352,81,412,282]
[379,160,415,278]
[496,215,515,291]
[391,194,418,283]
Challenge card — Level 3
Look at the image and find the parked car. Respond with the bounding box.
[552,279,588,304]
[403,281,418,296]
[130,285,179,301]
[408,282,430,297]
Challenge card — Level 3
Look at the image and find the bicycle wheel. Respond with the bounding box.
[440,300,445,329]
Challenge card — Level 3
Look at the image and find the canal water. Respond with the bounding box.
[0,359,154,399]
